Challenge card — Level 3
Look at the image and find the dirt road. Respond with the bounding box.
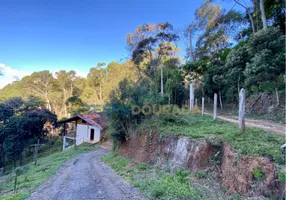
[205,112,285,135]
[27,148,146,200]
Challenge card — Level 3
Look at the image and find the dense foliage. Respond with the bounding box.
[106,78,163,141]
[0,61,139,119]
[183,1,285,105]
[0,97,57,168]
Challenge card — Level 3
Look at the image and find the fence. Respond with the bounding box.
[2,136,63,174]
[187,93,285,123]
[62,136,85,151]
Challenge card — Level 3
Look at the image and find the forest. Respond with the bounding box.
[0,0,285,168]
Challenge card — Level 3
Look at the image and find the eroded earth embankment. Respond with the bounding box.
[119,132,285,198]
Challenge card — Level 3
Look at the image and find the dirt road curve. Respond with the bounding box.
[27,148,146,200]
[205,112,285,135]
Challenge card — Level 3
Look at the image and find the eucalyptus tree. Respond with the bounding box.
[23,71,55,110]
[55,70,77,116]
[86,63,107,104]
[231,0,256,33]
[185,1,244,105]
[127,22,179,95]
[259,0,267,29]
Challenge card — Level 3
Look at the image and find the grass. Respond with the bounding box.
[0,143,97,200]
[4,137,63,175]
[138,114,285,165]
[278,171,286,183]
[195,171,208,179]
[252,168,264,180]
[101,153,205,200]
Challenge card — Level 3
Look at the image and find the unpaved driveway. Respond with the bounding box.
[27,148,146,200]
[205,112,285,135]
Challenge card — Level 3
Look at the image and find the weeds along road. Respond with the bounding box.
[27,148,146,200]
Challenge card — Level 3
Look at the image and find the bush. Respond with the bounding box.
[278,171,286,183]
[252,168,264,180]
[195,171,207,179]
[106,78,163,144]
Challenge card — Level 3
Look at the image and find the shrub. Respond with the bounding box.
[278,171,286,183]
[252,168,264,180]
[106,78,163,144]
[175,169,190,183]
[195,171,207,179]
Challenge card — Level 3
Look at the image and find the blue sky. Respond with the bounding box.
[0,0,239,88]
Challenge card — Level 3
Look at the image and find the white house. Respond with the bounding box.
[59,113,107,148]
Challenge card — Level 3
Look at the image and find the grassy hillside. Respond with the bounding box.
[138,114,285,165]
[0,143,97,200]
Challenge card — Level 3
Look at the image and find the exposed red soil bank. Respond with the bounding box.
[119,132,285,198]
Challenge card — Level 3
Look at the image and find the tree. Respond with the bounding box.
[101,61,139,102]
[0,97,56,168]
[3,97,25,115]
[65,96,87,116]
[193,2,244,58]
[244,27,285,105]
[55,70,77,116]
[264,0,285,32]
[223,43,249,96]
[184,22,197,61]
[232,0,256,33]
[86,63,107,104]
[23,71,55,110]
[127,22,179,95]
[106,78,162,143]
[0,103,13,123]
[259,0,267,29]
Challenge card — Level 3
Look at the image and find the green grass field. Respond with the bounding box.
[0,143,97,200]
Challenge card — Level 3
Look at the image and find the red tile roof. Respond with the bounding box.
[79,113,107,130]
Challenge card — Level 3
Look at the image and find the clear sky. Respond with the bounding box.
[0,0,238,88]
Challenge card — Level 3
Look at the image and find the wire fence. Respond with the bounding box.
[2,136,63,174]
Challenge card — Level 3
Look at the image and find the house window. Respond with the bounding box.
[82,119,87,124]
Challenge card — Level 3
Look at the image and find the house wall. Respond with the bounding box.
[76,124,101,145]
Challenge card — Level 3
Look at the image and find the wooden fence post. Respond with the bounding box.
[62,136,66,151]
[213,93,217,120]
[239,88,245,132]
[34,139,40,166]
[190,83,194,110]
[202,97,204,116]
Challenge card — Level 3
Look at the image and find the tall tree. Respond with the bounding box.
[127,22,179,95]
[259,0,267,29]
[23,71,55,110]
[232,0,256,33]
[55,70,76,117]
[86,63,107,104]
